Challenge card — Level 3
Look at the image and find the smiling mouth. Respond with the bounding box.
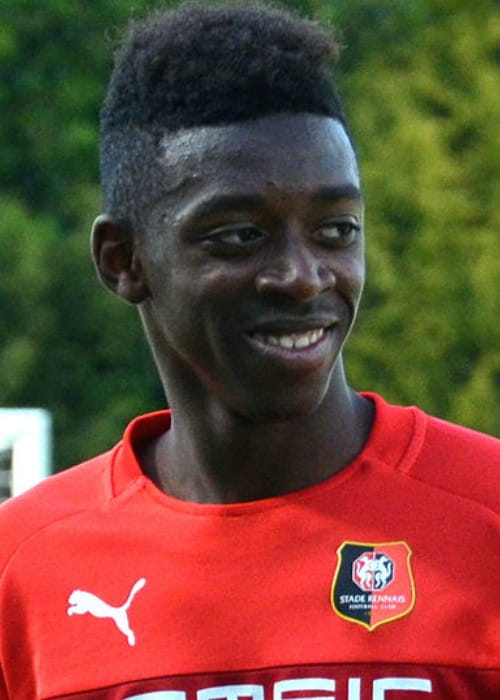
[251,327,326,350]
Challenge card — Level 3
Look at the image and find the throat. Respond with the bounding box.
[136,392,374,505]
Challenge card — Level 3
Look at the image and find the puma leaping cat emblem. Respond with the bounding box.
[67,577,146,646]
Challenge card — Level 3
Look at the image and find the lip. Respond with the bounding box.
[245,322,337,372]
[247,315,339,335]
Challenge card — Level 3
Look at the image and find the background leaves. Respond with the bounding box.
[1,0,498,469]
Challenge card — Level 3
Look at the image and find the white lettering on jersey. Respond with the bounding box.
[127,695,187,700]
[347,679,360,700]
[198,685,264,700]
[274,678,335,700]
[372,678,432,698]
[67,577,146,646]
[125,677,433,700]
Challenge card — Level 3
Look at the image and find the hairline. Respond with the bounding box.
[103,111,358,232]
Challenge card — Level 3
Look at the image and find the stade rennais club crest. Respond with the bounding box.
[331,541,415,630]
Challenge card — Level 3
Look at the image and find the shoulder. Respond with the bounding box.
[365,393,500,516]
[0,409,170,573]
[413,409,500,515]
[0,450,114,573]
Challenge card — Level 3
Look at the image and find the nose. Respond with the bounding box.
[255,237,335,301]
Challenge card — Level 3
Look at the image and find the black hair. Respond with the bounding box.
[100,2,349,229]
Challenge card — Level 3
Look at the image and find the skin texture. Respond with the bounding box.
[92,113,374,503]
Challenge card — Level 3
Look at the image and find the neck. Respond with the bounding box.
[139,367,374,505]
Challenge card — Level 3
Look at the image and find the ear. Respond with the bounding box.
[91,214,150,304]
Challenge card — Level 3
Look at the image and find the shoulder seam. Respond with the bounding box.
[0,506,99,588]
[398,465,500,520]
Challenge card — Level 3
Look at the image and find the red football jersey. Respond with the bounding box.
[0,394,499,698]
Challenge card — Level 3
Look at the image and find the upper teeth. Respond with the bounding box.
[254,328,325,349]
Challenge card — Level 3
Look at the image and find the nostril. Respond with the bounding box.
[255,262,335,299]
[255,263,296,290]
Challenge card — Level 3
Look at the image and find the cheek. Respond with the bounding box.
[180,260,255,309]
[334,251,365,304]
[154,264,239,335]
[352,257,366,298]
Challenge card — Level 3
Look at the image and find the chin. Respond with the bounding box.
[233,388,330,425]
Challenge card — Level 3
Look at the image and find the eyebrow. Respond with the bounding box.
[309,184,363,203]
[181,184,363,223]
[183,194,268,221]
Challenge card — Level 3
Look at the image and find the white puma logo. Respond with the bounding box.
[67,577,146,646]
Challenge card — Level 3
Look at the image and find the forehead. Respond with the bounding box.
[156,113,360,202]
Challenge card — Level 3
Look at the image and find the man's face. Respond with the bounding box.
[138,113,365,421]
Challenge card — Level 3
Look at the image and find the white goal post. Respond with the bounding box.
[0,409,52,500]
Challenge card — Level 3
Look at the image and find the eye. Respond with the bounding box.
[200,225,266,255]
[314,220,360,247]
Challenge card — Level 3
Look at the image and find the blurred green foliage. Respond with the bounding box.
[1,0,498,470]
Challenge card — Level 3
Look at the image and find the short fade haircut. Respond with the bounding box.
[100,2,349,230]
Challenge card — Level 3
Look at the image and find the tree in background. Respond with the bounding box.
[0,0,498,470]
[332,0,500,436]
[0,0,164,467]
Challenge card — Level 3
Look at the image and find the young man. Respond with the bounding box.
[0,4,498,698]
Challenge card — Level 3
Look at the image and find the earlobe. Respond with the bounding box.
[90,214,150,304]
